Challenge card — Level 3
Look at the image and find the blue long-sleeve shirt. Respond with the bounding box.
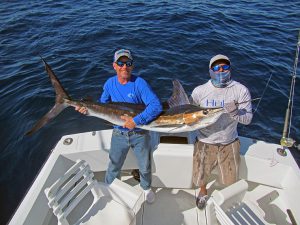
[99,75,162,130]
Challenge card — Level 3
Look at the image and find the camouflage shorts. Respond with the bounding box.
[192,139,240,187]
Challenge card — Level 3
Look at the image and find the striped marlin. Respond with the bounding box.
[25,58,224,135]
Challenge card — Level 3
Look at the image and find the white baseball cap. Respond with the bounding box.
[209,54,230,68]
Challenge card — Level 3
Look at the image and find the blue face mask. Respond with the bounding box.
[209,69,232,88]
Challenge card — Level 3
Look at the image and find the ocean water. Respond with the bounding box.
[1,1,300,224]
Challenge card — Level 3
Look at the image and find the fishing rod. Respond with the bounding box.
[252,72,273,114]
[237,97,261,106]
[280,30,300,150]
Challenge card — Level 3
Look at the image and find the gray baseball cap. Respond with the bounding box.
[113,49,133,62]
[209,54,230,68]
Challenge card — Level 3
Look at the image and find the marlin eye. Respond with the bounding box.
[203,110,208,115]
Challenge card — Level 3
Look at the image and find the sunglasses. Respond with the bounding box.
[116,60,133,67]
[212,64,230,72]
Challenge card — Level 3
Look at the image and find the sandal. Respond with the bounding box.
[196,193,208,209]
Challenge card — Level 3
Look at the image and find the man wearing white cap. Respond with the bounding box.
[76,49,162,203]
[190,54,253,209]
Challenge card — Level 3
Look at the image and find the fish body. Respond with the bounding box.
[66,99,223,133]
[25,58,224,135]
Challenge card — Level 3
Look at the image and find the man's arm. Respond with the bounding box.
[224,88,253,125]
[99,82,111,103]
[132,78,162,126]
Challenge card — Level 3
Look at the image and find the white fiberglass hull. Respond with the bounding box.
[8,129,300,225]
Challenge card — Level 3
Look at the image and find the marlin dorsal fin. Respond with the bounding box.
[167,79,190,108]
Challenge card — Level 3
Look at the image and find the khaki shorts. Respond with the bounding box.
[192,139,240,187]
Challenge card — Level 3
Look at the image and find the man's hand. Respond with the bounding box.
[224,102,238,118]
[121,115,136,130]
[75,106,88,115]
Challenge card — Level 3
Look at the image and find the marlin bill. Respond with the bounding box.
[25,58,224,135]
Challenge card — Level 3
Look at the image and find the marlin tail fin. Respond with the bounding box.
[25,58,71,136]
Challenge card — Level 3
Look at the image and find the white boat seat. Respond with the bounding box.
[44,159,143,225]
[206,179,269,225]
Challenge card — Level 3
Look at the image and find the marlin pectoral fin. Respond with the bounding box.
[25,103,67,136]
[166,125,187,132]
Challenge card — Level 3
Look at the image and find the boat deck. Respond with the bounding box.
[108,171,202,225]
[94,171,294,225]
[43,169,293,225]
[8,130,300,225]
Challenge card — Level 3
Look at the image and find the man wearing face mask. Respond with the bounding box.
[190,54,253,209]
